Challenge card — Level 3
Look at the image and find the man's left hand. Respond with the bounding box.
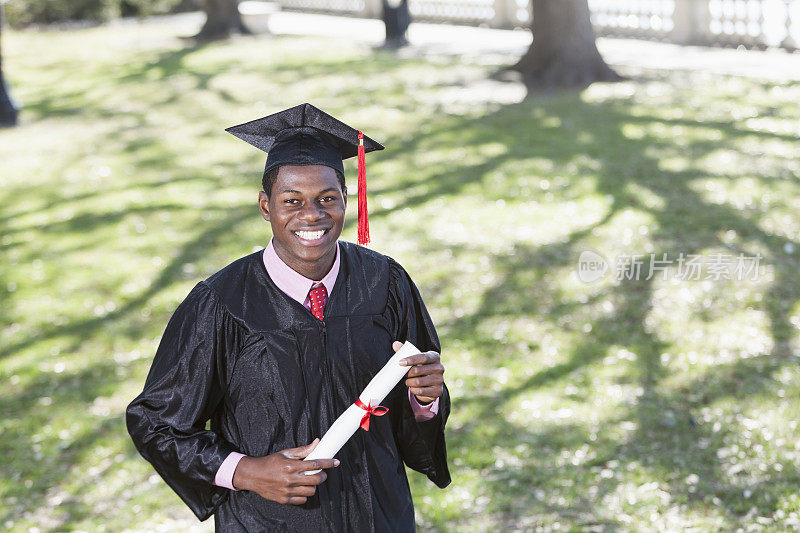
[395,341,445,404]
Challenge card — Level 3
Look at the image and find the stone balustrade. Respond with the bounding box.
[263,0,800,50]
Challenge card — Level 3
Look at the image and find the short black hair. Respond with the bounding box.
[262,166,346,198]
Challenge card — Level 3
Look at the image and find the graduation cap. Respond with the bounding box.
[226,103,384,246]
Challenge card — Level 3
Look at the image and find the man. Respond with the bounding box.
[126,103,450,531]
[381,0,410,48]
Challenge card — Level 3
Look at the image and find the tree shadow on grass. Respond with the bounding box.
[0,359,127,525]
[0,194,258,528]
[391,84,798,528]
[1,201,253,363]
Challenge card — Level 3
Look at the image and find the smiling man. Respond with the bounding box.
[260,164,344,281]
[126,103,451,532]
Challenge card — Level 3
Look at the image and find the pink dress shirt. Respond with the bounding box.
[214,239,439,490]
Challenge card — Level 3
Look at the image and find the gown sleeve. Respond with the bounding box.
[126,282,244,520]
[385,259,452,489]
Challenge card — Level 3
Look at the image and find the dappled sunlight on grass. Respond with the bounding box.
[2,15,800,532]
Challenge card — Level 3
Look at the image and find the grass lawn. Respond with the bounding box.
[2,15,800,532]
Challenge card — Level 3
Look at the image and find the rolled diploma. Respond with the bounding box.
[303,340,420,474]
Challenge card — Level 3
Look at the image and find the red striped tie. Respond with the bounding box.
[308,283,328,321]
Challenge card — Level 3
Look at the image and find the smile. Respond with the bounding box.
[294,229,328,242]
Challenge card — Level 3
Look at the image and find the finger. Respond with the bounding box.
[400,351,439,366]
[291,458,339,472]
[406,374,444,388]
[392,341,403,352]
[399,353,427,366]
[305,438,320,454]
[286,496,308,506]
[292,485,318,497]
[282,438,320,459]
[292,468,328,484]
[406,363,444,378]
[410,386,442,398]
[297,471,328,486]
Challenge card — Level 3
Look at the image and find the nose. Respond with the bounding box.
[298,201,325,222]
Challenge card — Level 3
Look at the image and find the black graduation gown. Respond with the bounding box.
[126,241,451,532]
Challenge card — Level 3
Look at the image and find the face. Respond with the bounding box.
[259,165,346,278]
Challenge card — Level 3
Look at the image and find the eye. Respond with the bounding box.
[320,196,336,203]
[284,198,300,205]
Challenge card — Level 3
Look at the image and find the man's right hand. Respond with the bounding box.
[231,438,339,505]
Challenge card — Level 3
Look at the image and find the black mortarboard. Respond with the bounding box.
[226,103,384,245]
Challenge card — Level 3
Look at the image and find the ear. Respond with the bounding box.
[342,185,347,209]
[258,190,271,222]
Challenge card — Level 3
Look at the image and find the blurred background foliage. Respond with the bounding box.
[3,0,191,27]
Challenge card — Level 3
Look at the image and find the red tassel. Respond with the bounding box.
[357,131,370,246]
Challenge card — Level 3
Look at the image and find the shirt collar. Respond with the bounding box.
[262,238,340,305]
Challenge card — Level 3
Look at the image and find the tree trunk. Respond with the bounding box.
[381,0,410,48]
[195,0,249,41]
[0,9,19,127]
[512,0,621,90]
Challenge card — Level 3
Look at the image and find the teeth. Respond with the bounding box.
[295,230,325,240]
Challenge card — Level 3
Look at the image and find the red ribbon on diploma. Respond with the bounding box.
[354,398,388,431]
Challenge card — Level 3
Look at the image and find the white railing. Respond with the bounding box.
[589,0,677,39]
[267,0,800,50]
[589,0,800,49]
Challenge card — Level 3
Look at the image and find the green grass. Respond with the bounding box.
[2,17,800,532]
